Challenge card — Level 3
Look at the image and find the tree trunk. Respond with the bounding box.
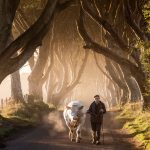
[11,71,24,103]
[107,80,117,107]
[28,34,50,100]
[121,66,142,102]
[0,0,20,54]
[134,72,150,110]
[105,58,129,105]
[47,50,89,106]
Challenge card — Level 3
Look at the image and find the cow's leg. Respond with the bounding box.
[76,125,82,143]
[66,123,72,140]
[69,128,76,142]
[69,130,72,140]
[72,130,76,141]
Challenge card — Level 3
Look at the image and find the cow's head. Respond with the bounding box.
[66,104,84,124]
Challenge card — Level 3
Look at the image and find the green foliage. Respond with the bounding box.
[139,41,150,95]
[117,103,150,150]
[143,1,150,32]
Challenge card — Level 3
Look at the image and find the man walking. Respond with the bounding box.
[87,95,106,145]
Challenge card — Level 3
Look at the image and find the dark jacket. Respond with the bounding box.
[87,101,106,123]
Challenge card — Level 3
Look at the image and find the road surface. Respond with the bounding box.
[3,111,143,150]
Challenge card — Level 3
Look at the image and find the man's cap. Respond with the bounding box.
[94,95,100,98]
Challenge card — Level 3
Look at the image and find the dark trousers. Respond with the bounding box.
[91,122,102,141]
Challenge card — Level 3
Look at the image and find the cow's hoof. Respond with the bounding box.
[76,140,80,143]
[96,141,101,145]
[71,139,75,142]
[91,140,96,144]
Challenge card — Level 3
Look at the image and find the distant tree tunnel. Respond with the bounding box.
[0,0,149,110]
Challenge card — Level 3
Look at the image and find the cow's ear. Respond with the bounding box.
[79,106,84,110]
[66,105,71,109]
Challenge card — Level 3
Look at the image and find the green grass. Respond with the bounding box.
[116,103,150,150]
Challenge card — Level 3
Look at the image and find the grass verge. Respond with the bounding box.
[0,101,55,142]
[116,103,150,150]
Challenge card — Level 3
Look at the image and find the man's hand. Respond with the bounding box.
[100,109,104,113]
[86,110,90,114]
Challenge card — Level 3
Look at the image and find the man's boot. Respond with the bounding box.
[91,131,96,144]
[96,131,101,145]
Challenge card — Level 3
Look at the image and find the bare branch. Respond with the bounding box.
[76,8,138,75]
[81,0,130,52]
[123,0,149,41]
[0,0,58,63]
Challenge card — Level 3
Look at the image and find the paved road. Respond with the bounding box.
[2,111,143,150]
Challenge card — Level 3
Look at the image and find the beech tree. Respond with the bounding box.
[77,0,150,110]
[0,0,58,83]
[47,41,89,106]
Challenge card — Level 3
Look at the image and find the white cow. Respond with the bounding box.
[63,101,86,143]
